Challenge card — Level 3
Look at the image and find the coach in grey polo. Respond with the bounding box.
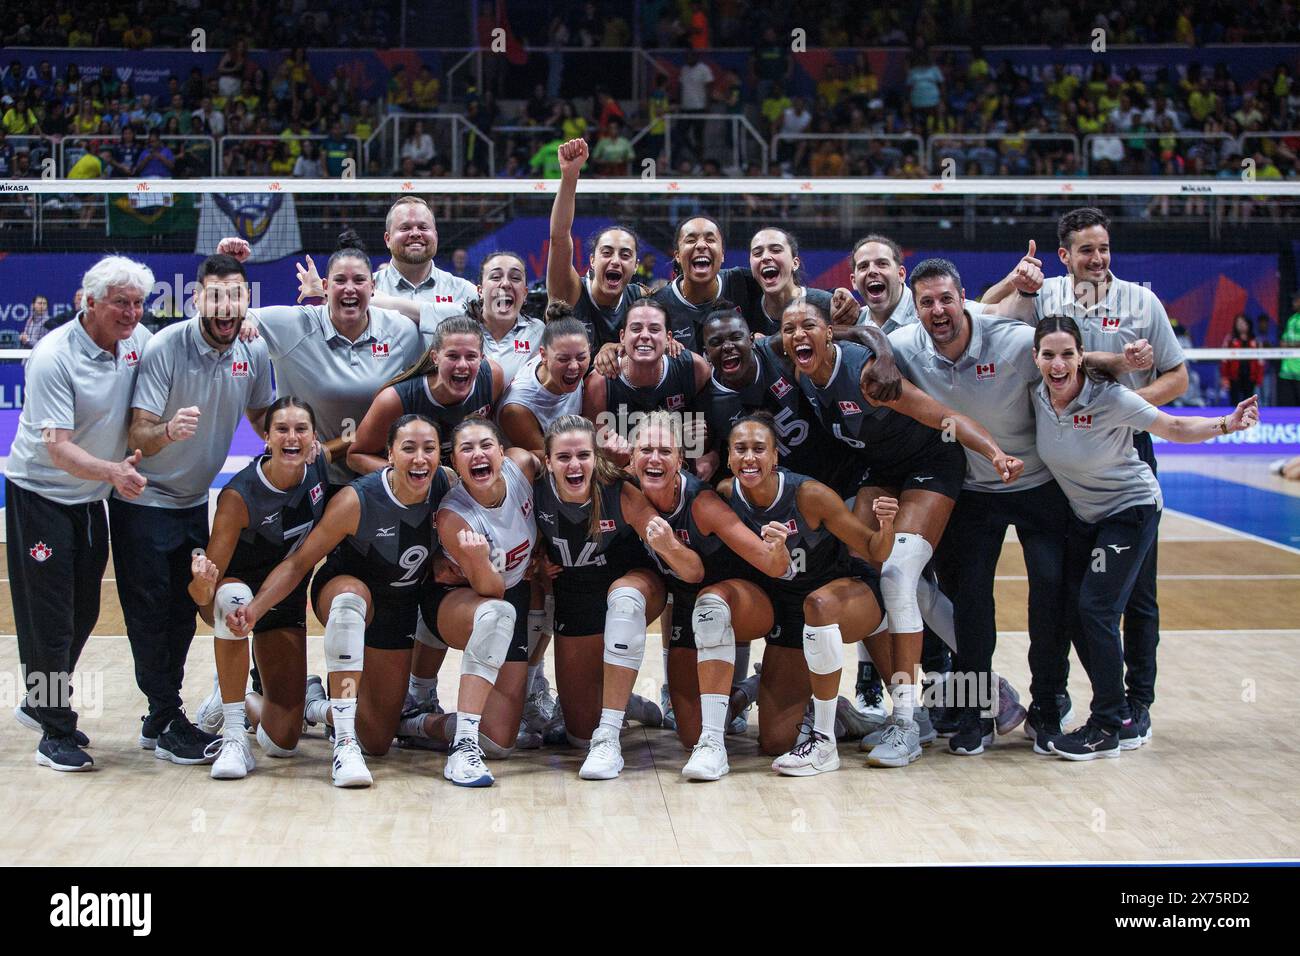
[883,258,1073,744]
[109,255,272,761]
[248,302,421,484]
[5,256,153,765]
[374,195,477,344]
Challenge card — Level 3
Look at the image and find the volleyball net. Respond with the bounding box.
[1,177,1298,428]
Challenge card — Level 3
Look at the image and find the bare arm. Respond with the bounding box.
[692,488,790,577]
[439,510,505,599]
[346,386,403,475]
[129,406,201,458]
[1146,395,1258,443]
[499,403,546,458]
[546,138,588,308]
[1134,364,1189,407]
[621,482,704,582]
[188,488,248,607]
[799,480,895,564]
[877,380,1023,482]
[46,431,147,499]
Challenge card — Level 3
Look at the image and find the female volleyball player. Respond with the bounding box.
[227,414,452,788]
[781,298,1023,767]
[717,414,896,774]
[547,138,646,348]
[533,416,691,758]
[498,305,596,457]
[1032,316,1259,760]
[189,398,332,780]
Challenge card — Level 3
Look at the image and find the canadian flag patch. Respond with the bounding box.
[513,339,531,353]
[666,394,685,411]
[599,519,617,533]
[770,377,792,399]
[838,400,861,414]
[676,528,691,544]
[521,498,532,518]
[784,518,798,534]
[371,342,390,359]
[122,350,139,368]
[29,542,53,562]
[1073,414,1093,429]
[309,483,323,504]
[1101,317,1121,332]
[231,360,249,377]
[434,295,455,303]
[975,363,996,380]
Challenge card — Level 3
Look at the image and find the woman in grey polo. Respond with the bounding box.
[1032,316,1258,761]
[246,229,423,486]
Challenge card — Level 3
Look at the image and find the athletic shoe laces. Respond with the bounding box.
[879,721,907,747]
[453,739,487,770]
[790,732,827,758]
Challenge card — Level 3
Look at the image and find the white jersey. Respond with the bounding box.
[499,355,583,430]
[439,456,537,589]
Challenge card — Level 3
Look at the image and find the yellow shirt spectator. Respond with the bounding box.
[412,74,439,110]
[1047,73,1079,103]
[68,152,104,179]
[3,108,39,135]
[1188,90,1217,122]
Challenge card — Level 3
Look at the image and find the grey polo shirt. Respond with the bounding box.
[1033,376,1162,524]
[890,313,1050,493]
[373,259,477,346]
[1034,273,1185,392]
[480,315,545,385]
[5,316,153,505]
[127,319,274,509]
[248,304,423,484]
[858,285,984,334]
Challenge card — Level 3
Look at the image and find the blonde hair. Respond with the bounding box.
[629,410,684,466]
[543,414,623,539]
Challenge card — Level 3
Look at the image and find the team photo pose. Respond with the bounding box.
[1031,317,1257,759]
[227,414,451,788]
[782,299,1022,766]
[498,306,595,457]
[189,398,332,779]
[717,414,898,774]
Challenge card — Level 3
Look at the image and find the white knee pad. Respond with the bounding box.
[324,592,367,673]
[213,582,254,640]
[543,593,555,640]
[802,623,844,676]
[691,593,735,665]
[916,571,958,652]
[480,735,516,760]
[527,609,546,657]
[880,534,933,634]
[603,586,648,670]
[462,599,515,683]
[414,610,448,650]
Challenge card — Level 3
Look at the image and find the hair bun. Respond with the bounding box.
[336,228,367,254]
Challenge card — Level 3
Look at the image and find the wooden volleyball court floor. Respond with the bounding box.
[0,455,1296,866]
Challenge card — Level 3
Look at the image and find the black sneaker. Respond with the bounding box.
[1057,692,1074,725]
[1048,721,1120,761]
[15,702,90,748]
[1119,703,1152,751]
[36,734,94,772]
[155,713,222,765]
[933,708,962,737]
[948,708,995,755]
[1024,703,1064,755]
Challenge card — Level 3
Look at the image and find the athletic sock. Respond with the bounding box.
[304,697,330,725]
[454,712,481,746]
[701,693,729,740]
[398,714,428,738]
[221,701,245,739]
[892,683,916,725]
[407,673,437,703]
[733,643,750,684]
[812,696,836,739]
[661,647,670,685]
[857,642,872,663]
[599,707,624,734]
[331,698,357,741]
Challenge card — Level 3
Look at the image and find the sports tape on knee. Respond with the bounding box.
[880,533,933,635]
[324,592,367,673]
[691,592,735,665]
[802,623,844,676]
[603,586,648,670]
[213,581,255,640]
[462,599,515,683]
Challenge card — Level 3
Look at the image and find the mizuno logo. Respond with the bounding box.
[376,525,396,537]
[913,476,934,482]
[1108,544,1131,554]
[536,511,554,524]
[261,512,280,525]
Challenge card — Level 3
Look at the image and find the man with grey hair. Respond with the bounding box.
[5,256,153,771]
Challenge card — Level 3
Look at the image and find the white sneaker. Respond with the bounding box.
[681,733,729,781]
[521,675,558,734]
[772,731,840,776]
[444,738,494,788]
[579,726,624,780]
[196,672,224,735]
[867,718,923,768]
[210,734,255,780]
[331,736,372,788]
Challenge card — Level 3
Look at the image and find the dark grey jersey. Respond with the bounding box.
[533,474,643,585]
[726,468,848,595]
[606,351,699,416]
[224,456,331,590]
[572,277,646,349]
[334,466,450,600]
[391,363,494,462]
[650,267,761,353]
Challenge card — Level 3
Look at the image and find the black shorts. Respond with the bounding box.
[420,577,531,663]
[858,438,965,501]
[762,561,885,649]
[309,557,420,651]
[552,548,655,637]
[665,580,776,650]
[234,572,308,635]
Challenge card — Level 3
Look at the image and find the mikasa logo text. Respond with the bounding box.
[50,886,151,936]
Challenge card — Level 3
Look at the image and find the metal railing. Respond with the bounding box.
[1239,130,1300,159]
[630,113,769,173]
[1082,132,1236,173]
[365,113,494,176]
[773,133,926,172]
[216,134,360,177]
[58,135,217,177]
[925,133,1081,174]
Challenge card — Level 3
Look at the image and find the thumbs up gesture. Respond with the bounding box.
[112,449,148,499]
[1010,239,1043,295]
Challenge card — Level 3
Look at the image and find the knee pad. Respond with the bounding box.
[213,582,255,640]
[802,623,844,676]
[603,586,648,670]
[480,734,515,760]
[543,593,555,640]
[324,592,367,673]
[414,610,448,650]
[691,593,735,665]
[462,599,515,683]
[527,608,546,657]
[880,534,933,634]
[256,721,298,758]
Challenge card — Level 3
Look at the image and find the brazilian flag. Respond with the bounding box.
[107,192,198,237]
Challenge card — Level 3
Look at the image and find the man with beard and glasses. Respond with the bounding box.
[111,254,275,766]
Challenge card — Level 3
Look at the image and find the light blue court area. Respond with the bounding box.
[1159,471,1300,550]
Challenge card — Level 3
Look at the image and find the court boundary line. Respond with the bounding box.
[1165,508,1300,557]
